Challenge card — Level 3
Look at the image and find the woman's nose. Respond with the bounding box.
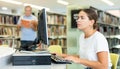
[76,18,81,23]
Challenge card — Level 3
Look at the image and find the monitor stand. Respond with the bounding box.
[33,42,49,54]
[15,42,49,54]
[36,42,48,50]
[42,44,48,50]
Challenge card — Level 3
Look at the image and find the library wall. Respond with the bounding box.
[0,9,11,14]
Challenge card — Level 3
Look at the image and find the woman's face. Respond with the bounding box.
[77,11,93,31]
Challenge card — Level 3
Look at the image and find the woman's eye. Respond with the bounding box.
[81,16,85,19]
[76,16,79,20]
[77,16,86,20]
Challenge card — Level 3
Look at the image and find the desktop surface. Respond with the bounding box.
[3,63,67,69]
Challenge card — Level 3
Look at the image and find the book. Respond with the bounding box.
[5,16,10,24]
[21,19,31,28]
[0,27,17,36]
[0,39,13,47]
[9,16,13,24]
[13,16,20,24]
[0,15,2,23]
[1,16,4,24]
[48,39,66,47]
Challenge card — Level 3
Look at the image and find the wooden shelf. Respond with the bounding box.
[97,21,119,27]
[47,23,66,26]
[105,35,120,39]
[49,36,66,39]
[0,24,17,27]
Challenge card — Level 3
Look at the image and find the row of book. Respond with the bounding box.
[47,14,67,25]
[97,11,119,25]
[91,7,120,25]
[49,39,66,47]
[0,14,66,25]
[0,27,18,36]
[107,38,120,48]
[0,39,13,47]
[48,25,66,37]
[98,24,119,36]
[0,14,19,25]
[0,39,20,47]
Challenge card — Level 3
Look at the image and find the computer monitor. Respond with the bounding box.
[37,8,49,46]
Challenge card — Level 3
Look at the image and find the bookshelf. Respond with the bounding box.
[90,7,120,53]
[47,12,67,53]
[0,13,20,48]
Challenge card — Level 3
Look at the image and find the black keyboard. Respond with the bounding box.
[51,55,72,64]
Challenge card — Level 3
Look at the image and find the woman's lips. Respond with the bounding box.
[77,23,81,27]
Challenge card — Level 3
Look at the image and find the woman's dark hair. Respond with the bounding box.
[80,9,98,29]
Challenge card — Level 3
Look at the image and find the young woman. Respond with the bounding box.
[59,9,112,69]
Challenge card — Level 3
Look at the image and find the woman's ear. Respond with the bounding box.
[90,20,95,26]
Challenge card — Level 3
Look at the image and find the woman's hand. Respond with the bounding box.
[64,55,80,63]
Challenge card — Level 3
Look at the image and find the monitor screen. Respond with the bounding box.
[37,8,49,45]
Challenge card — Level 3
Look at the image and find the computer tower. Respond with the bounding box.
[12,52,51,65]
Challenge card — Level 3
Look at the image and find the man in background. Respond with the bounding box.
[17,6,38,51]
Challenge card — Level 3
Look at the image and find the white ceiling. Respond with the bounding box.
[0,0,120,15]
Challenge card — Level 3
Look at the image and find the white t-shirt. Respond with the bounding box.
[79,31,112,67]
